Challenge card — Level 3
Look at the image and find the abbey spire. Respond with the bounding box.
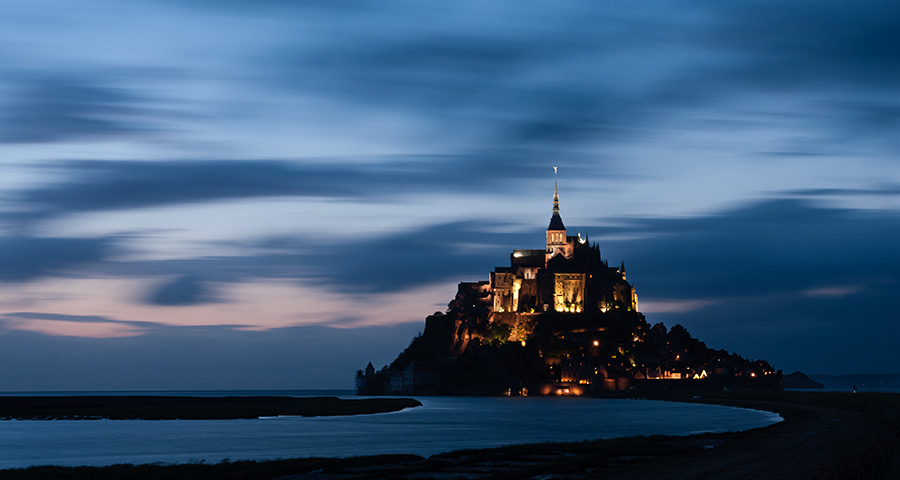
[548,166,565,232]
[553,166,560,216]
[546,167,570,264]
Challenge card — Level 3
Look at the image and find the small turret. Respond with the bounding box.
[619,261,626,280]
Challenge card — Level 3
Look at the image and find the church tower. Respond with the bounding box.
[546,167,570,265]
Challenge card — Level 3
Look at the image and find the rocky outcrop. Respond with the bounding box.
[782,371,825,389]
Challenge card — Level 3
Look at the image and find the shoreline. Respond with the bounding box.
[0,396,421,420]
[0,391,897,479]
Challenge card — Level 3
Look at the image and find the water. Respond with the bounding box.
[0,394,782,469]
[0,389,353,397]
[808,374,900,393]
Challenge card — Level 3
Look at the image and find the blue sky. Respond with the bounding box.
[0,0,897,390]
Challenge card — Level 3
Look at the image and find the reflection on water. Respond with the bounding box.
[0,395,781,468]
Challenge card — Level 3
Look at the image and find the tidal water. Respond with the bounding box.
[0,392,782,469]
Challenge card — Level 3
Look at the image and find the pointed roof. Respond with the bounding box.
[548,166,566,231]
[548,213,566,231]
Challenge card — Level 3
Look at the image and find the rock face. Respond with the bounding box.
[782,371,826,389]
[357,302,781,395]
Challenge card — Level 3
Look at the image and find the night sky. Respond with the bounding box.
[0,1,897,390]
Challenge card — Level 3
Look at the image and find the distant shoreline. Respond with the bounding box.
[0,396,421,420]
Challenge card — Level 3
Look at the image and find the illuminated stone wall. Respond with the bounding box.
[553,273,585,312]
[490,271,515,312]
[516,277,539,313]
[613,282,638,311]
[545,230,573,265]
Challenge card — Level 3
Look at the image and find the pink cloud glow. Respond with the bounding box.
[1,317,145,338]
[0,277,456,338]
[801,285,864,297]
[638,299,718,314]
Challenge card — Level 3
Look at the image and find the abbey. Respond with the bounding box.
[457,168,637,322]
[358,168,780,396]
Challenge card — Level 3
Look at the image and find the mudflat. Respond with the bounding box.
[602,391,899,479]
[0,392,897,479]
[0,396,422,420]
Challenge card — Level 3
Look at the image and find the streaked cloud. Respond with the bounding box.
[638,299,718,315]
[802,285,864,298]
[0,76,161,144]
[0,236,112,282]
[8,154,551,221]
[145,275,220,306]
[0,312,152,338]
[0,0,896,386]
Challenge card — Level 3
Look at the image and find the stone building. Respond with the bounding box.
[357,168,781,395]
[460,168,638,328]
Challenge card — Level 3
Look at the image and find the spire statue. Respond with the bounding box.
[552,166,559,216]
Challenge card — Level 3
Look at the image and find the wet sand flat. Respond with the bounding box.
[0,391,897,479]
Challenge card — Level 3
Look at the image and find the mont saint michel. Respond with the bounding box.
[358,169,781,396]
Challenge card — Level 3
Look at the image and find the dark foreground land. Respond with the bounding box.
[1,391,898,479]
[0,396,422,420]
